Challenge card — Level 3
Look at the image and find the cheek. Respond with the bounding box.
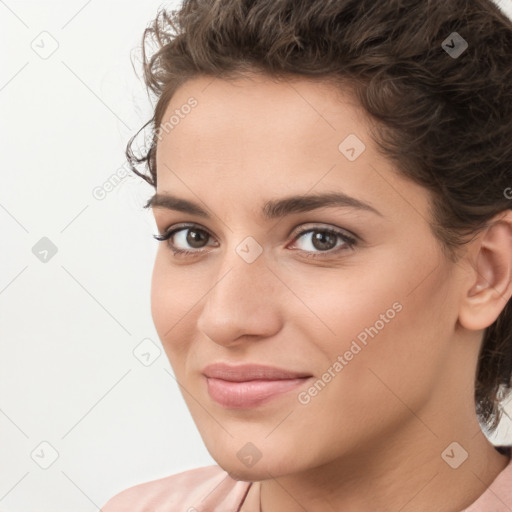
[295,250,454,404]
[150,252,172,335]
[150,251,198,355]
[286,281,453,454]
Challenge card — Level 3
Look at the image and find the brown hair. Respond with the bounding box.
[127,0,512,432]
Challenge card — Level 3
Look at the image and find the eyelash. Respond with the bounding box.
[153,223,358,259]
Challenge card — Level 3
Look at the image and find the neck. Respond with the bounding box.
[258,412,510,512]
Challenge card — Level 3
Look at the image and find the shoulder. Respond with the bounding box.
[101,465,252,512]
[464,446,512,511]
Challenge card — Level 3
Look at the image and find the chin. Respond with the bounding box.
[213,452,297,482]
[219,462,277,482]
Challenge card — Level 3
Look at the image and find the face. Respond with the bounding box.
[150,74,463,480]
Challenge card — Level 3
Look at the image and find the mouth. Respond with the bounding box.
[202,362,313,409]
[205,377,312,408]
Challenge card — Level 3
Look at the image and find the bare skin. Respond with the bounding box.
[149,73,512,512]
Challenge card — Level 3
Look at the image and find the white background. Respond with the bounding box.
[1,1,511,510]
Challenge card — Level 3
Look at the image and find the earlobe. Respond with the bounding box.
[458,210,512,331]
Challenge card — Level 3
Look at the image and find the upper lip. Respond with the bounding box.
[202,363,312,382]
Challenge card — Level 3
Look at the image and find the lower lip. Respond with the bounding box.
[205,376,311,408]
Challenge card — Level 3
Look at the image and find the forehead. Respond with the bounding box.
[159,73,363,148]
[154,74,431,223]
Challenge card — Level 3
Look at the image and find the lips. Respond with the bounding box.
[202,363,313,408]
[202,362,312,381]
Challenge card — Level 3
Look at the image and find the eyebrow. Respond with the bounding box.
[145,191,383,219]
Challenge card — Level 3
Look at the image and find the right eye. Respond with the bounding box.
[153,224,217,256]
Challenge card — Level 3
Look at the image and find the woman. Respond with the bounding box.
[102,0,512,510]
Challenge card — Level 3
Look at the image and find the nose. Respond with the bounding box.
[196,247,283,348]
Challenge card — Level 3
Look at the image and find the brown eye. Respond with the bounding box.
[153,223,358,259]
[153,225,216,255]
[290,227,357,257]
[182,228,210,249]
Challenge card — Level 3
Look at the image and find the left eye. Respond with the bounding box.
[153,224,358,258]
[290,227,357,255]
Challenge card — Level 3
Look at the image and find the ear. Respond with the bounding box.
[458,210,512,331]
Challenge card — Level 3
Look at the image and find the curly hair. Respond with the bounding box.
[127,0,512,432]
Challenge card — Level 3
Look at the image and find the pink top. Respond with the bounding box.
[102,446,512,512]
